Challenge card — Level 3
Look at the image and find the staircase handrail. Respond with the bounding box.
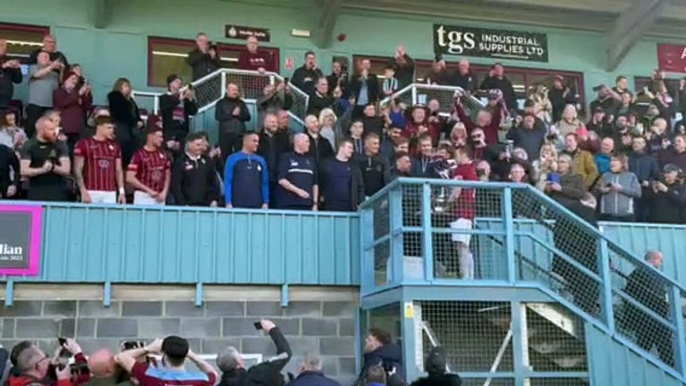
[363,177,686,293]
[131,68,309,124]
[379,83,485,115]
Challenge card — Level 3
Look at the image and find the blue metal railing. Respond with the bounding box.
[359,178,686,381]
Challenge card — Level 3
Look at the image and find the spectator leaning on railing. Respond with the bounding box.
[171,132,220,207]
[73,116,125,204]
[224,132,269,209]
[126,126,171,206]
[20,116,71,201]
[187,33,221,81]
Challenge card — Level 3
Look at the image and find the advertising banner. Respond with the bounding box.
[434,24,548,63]
[0,205,42,276]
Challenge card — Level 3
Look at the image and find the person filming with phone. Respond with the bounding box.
[6,338,87,386]
[114,336,217,386]
[216,319,292,386]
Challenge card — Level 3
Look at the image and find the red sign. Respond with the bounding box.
[657,44,686,74]
[285,57,294,71]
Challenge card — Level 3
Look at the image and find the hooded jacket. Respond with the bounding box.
[410,374,462,386]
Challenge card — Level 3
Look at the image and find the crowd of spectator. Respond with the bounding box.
[2,30,686,221]
[0,325,460,386]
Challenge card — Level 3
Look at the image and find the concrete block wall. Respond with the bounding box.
[0,299,359,381]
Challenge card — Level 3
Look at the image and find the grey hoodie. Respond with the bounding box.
[596,171,641,216]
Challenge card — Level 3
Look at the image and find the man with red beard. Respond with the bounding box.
[74,116,125,204]
[19,115,71,201]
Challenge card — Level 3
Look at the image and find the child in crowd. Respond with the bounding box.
[382,64,399,96]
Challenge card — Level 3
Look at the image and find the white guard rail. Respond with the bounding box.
[132,68,309,125]
[380,83,485,119]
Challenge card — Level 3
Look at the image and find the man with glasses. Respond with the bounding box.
[9,345,71,386]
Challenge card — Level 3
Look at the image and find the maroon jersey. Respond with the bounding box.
[453,162,477,220]
[74,138,121,191]
[131,362,216,386]
[128,148,170,193]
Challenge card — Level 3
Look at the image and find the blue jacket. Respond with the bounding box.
[224,151,269,208]
[289,371,341,386]
[594,153,611,175]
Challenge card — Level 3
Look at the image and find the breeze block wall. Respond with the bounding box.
[0,299,358,381]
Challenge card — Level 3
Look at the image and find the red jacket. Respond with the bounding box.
[8,375,71,386]
[402,118,440,153]
[53,87,92,135]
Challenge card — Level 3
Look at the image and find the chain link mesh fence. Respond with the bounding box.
[508,185,681,369]
[525,304,587,373]
[610,244,679,368]
[418,301,514,374]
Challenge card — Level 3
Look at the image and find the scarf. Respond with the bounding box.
[383,77,398,95]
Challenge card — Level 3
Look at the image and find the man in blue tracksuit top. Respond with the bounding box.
[277,133,318,210]
[224,132,269,209]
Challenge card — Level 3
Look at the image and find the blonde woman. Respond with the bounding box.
[545,153,585,207]
[532,143,558,191]
[555,104,584,136]
[318,108,338,149]
[449,122,468,148]
[529,84,552,125]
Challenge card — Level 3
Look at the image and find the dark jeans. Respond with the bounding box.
[323,200,353,212]
[219,129,242,162]
[25,104,50,138]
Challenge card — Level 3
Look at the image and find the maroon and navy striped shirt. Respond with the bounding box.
[74,137,121,192]
[131,362,216,386]
[128,147,170,193]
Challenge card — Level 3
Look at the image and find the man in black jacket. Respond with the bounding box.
[480,63,517,112]
[349,59,379,118]
[171,133,220,207]
[257,114,291,207]
[624,251,673,366]
[186,33,222,81]
[410,347,461,386]
[216,319,291,386]
[160,74,198,149]
[0,40,22,117]
[292,51,323,95]
[216,82,251,160]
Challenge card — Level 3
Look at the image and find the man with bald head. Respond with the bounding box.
[0,39,23,116]
[277,133,317,210]
[258,113,290,207]
[624,250,672,365]
[28,34,69,66]
[87,349,119,386]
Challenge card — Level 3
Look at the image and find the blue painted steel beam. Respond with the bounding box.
[280,283,289,307]
[4,279,14,307]
[103,281,111,307]
[195,283,203,307]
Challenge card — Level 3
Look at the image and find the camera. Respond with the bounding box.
[122,340,146,351]
[254,321,262,330]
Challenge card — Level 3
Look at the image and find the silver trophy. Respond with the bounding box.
[433,159,455,213]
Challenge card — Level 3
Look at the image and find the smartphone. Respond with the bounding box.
[254,321,263,330]
[506,140,514,155]
[283,77,289,84]
[58,337,67,346]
